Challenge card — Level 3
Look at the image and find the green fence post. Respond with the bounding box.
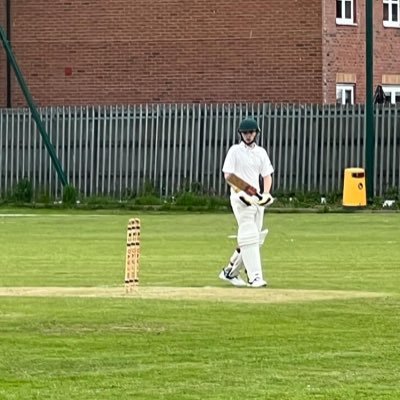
[365,0,374,201]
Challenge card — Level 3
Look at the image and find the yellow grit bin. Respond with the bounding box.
[342,168,367,207]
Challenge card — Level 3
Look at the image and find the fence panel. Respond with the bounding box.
[0,104,399,199]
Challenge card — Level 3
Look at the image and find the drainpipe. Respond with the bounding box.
[6,0,11,107]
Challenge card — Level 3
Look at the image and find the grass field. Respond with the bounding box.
[0,210,399,399]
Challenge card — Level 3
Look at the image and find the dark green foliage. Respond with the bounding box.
[34,188,51,205]
[383,186,399,200]
[13,178,33,203]
[272,190,344,208]
[175,192,209,206]
[174,192,229,210]
[141,180,158,196]
[325,190,342,204]
[207,195,230,209]
[1,181,399,211]
[134,195,163,205]
[62,185,78,206]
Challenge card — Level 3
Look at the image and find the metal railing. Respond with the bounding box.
[0,103,399,198]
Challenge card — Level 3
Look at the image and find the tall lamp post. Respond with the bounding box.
[365,0,374,201]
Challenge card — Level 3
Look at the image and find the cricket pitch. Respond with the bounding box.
[0,286,386,304]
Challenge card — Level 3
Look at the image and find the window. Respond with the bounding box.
[336,0,355,25]
[336,84,355,105]
[383,0,400,27]
[382,85,400,103]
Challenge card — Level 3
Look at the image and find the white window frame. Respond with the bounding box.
[382,85,400,103]
[383,0,400,28]
[336,0,356,25]
[336,84,355,105]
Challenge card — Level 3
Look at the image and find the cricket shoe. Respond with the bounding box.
[218,268,247,287]
[247,277,267,288]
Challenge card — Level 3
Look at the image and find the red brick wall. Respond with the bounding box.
[323,0,400,104]
[373,1,400,90]
[1,0,323,106]
[0,0,7,106]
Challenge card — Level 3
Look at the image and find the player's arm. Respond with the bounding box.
[263,175,272,194]
[224,173,259,205]
[258,175,273,206]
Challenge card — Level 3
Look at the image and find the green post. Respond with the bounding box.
[0,25,68,186]
[365,0,374,200]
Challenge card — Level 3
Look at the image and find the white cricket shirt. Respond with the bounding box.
[222,142,274,193]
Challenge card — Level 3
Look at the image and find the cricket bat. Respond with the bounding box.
[225,173,262,200]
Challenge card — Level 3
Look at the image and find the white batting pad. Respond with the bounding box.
[237,222,264,282]
[259,229,269,246]
[241,243,263,283]
[237,222,259,247]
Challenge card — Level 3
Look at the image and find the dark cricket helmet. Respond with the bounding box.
[238,118,260,133]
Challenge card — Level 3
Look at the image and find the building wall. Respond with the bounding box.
[0,0,7,106]
[1,0,323,107]
[323,0,400,104]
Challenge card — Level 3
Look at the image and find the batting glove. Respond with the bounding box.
[258,193,274,207]
[237,191,257,206]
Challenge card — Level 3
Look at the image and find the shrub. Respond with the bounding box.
[175,192,209,206]
[135,195,163,205]
[13,178,33,203]
[62,185,78,206]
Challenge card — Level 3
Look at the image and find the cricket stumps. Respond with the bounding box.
[124,218,141,293]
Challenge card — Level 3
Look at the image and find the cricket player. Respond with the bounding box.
[219,118,274,288]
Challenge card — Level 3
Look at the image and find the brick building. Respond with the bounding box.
[0,0,399,107]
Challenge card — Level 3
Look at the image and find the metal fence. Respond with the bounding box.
[0,103,399,199]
